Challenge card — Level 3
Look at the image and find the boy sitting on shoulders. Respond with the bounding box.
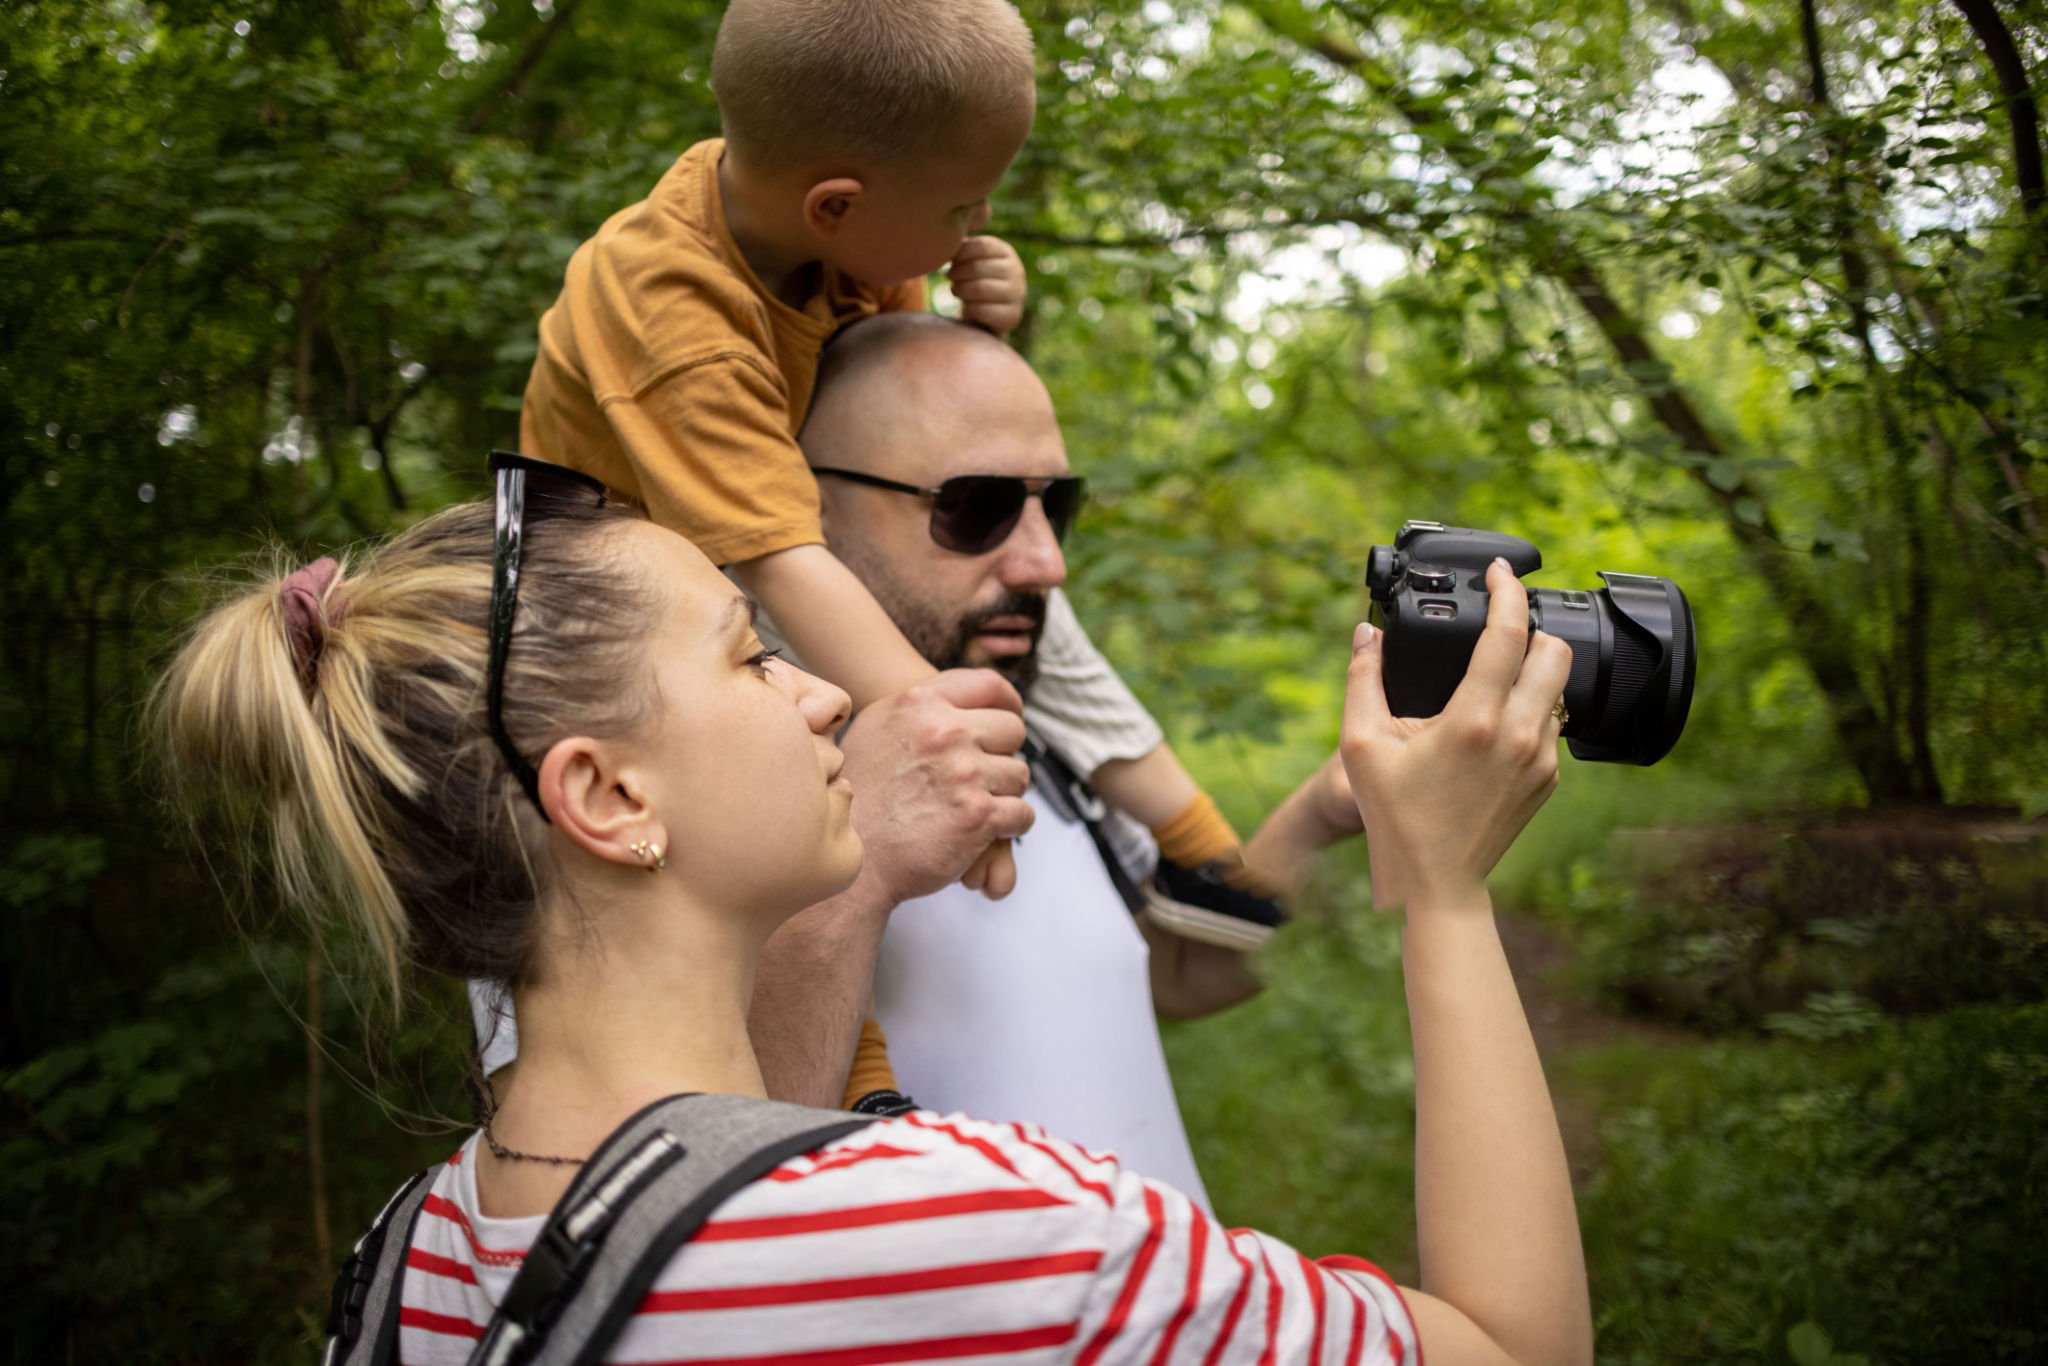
[518,0,1285,986]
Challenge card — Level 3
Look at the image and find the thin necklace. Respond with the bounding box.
[482,1113,587,1166]
[477,1072,587,1166]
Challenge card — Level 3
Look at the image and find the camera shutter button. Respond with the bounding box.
[1406,567,1456,592]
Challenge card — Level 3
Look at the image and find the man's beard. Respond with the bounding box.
[880,586,1048,697]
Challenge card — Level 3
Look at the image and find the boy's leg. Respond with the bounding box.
[1021,587,1166,777]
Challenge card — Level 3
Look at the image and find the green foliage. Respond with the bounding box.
[1534,819,2048,1033]
[1570,1004,2048,1363]
[4,0,2046,1357]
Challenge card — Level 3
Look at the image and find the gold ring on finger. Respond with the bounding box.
[1551,698,1570,726]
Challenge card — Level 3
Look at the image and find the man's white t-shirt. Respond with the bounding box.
[873,784,1214,1210]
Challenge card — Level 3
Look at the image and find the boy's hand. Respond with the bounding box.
[948,235,1027,338]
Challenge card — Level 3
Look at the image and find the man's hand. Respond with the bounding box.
[841,668,1035,904]
[948,235,1027,338]
[1307,752,1366,839]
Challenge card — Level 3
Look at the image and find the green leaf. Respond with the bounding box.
[1787,1322,1834,1366]
[1705,458,1744,492]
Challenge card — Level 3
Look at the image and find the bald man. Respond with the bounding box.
[753,314,1366,1207]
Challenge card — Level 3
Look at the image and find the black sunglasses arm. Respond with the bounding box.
[809,467,940,498]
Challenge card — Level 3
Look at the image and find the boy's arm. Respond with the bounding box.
[737,543,1021,897]
[1090,743,1200,830]
[735,544,935,706]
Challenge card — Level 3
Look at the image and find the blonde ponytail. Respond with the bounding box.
[155,498,653,1015]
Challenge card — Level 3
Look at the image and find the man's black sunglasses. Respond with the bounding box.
[810,468,1085,555]
[488,451,608,821]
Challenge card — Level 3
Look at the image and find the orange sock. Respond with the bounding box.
[839,1017,899,1109]
[1152,790,1286,900]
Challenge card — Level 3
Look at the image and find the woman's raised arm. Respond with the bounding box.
[1340,558,1593,1366]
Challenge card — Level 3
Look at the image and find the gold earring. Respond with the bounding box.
[630,840,666,873]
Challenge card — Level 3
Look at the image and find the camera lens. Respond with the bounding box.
[1366,545,1401,599]
[1530,574,1697,765]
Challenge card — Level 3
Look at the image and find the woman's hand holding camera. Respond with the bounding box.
[1341,558,1571,913]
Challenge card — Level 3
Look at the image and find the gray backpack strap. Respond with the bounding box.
[323,1164,439,1366]
[468,1092,870,1366]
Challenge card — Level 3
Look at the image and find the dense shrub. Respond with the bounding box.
[1538,815,2048,1033]
[1574,1002,2048,1364]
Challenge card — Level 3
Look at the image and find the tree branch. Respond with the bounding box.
[1258,0,1909,798]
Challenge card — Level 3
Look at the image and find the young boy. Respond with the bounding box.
[517,0,1275,910]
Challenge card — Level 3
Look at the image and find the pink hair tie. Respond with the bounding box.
[281,556,345,682]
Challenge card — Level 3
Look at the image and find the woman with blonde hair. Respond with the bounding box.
[158,454,1590,1365]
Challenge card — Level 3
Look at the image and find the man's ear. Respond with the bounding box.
[802,177,865,239]
[536,736,661,870]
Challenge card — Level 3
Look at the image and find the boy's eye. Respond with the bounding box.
[745,646,783,674]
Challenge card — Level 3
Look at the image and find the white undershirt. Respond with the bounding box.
[873,786,1212,1210]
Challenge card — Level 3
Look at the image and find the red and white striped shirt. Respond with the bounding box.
[398,1110,1420,1365]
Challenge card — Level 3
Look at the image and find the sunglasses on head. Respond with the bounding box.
[810,468,1086,555]
[487,451,609,822]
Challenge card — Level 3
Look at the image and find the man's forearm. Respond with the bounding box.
[1241,755,1357,898]
[747,874,895,1108]
[1142,918,1261,1017]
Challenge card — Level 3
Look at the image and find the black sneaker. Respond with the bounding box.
[1143,858,1287,951]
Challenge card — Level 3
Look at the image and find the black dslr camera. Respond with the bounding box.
[1365,521,1697,765]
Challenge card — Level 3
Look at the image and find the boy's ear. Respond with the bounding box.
[802,177,865,238]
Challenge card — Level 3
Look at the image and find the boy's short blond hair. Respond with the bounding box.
[712,0,1035,174]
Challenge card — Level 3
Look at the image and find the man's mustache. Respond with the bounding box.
[960,592,1048,636]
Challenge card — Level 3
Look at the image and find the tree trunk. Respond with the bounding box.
[1803,0,1946,801]
[1950,0,2048,241]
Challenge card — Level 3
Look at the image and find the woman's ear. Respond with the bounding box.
[802,177,865,239]
[537,736,661,871]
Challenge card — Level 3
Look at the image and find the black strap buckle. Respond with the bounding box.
[325,1247,377,1344]
[500,1219,597,1341]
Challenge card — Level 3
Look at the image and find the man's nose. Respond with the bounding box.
[998,497,1067,591]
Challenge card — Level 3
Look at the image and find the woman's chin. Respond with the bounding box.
[828,829,865,893]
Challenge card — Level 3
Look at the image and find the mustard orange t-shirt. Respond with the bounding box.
[519,138,926,565]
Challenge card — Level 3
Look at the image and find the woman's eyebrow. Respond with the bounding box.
[716,596,758,638]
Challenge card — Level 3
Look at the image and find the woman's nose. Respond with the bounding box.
[798,667,853,735]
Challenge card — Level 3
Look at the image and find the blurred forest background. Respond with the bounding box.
[4,0,2046,1359]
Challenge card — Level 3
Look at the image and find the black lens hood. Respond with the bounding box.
[1565,572,1695,766]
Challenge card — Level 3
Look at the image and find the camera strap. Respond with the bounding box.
[1022,732,1147,916]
